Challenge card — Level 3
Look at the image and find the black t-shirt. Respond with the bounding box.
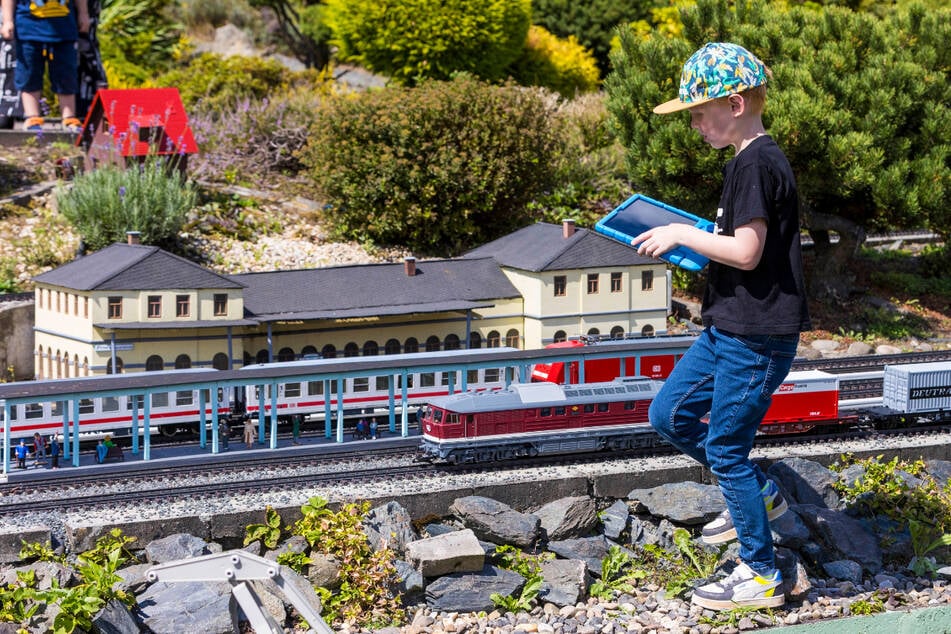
[701,135,811,335]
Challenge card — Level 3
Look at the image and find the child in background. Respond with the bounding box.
[0,0,88,131]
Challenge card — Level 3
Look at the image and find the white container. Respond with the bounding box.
[882,362,951,414]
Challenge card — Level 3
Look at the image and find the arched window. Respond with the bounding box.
[443,334,460,350]
[55,350,63,378]
[425,336,441,352]
[107,356,124,374]
[553,330,567,343]
[611,326,625,339]
[486,331,501,348]
[82,357,89,377]
[277,347,295,362]
[505,329,520,348]
[212,352,229,370]
[468,332,482,349]
[175,354,192,369]
[343,342,359,357]
[384,339,401,355]
[73,354,79,378]
[256,349,270,364]
[403,338,419,354]
[641,324,655,337]
[145,355,164,371]
[363,340,379,356]
[301,345,318,358]
[46,346,52,378]
[321,344,337,359]
[587,328,600,337]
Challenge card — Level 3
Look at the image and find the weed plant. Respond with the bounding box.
[490,545,551,612]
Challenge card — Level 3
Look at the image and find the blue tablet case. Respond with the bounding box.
[595,194,715,272]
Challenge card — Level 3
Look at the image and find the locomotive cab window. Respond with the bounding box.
[584,403,595,413]
[446,413,460,424]
[623,401,637,410]
[540,407,551,417]
[598,403,609,412]
[555,406,566,415]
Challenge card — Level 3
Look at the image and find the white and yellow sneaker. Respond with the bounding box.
[692,561,784,610]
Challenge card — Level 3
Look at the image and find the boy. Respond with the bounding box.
[0,0,88,132]
[634,42,811,610]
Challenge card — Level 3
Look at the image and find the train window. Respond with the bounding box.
[540,407,551,417]
[467,369,478,384]
[7,406,14,420]
[555,406,566,415]
[623,401,636,410]
[307,381,323,396]
[584,404,595,413]
[593,388,607,395]
[485,368,500,382]
[420,373,436,388]
[79,398,95,414]
[352,377,369,393]
[102,396,120,411]
[446,413,459,424]
[152,392,169,408]
[598,403,609,412]
[175,391,192,406]
[51,401,63,416]
[285,383,302,398]
[613,387,627,394]
[441,371,457,387]
[578,389,593,396]
[376,376,389,390]
[127,395,144,410]
[24,403,43,419]
[433,409,443,423]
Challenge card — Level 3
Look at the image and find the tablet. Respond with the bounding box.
[595,194,715,272]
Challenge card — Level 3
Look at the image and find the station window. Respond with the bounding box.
[148,295,161,318]
[587,273,599,294]
[642,270,654,291]
[176,295,190,318]
[83,297,89,318]
[553,275,566,297]
[611,272,623,292]
[108,296,122,319]
[213,293,228,316]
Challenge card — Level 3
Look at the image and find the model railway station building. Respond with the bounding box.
[31,220,671,378]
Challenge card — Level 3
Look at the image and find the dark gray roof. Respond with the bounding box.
[464,222,655,272]
[231,257,520,322]
[34,243,244,291]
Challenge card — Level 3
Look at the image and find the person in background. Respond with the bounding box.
[95,438,107,463]
[15,438,28,468]
[0,0,89,132]
[369,419,378,440]
[243,415,256,449]
[32,431,46,466]
[637,42,810,611]
[48,434,60,469]
[291,414,302,445]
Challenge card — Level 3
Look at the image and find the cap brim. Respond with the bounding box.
[653,95,714,115]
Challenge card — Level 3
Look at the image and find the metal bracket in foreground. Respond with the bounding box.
[146,549,333,634]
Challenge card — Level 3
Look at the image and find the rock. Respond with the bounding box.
[532,496,599,541]
[364,501,418,556]
[449,496,541,548]
[405,528,485,577]
[144,533,211,564]
[136,580,236,634]
[424,564,525,613]
[627,481,724,524]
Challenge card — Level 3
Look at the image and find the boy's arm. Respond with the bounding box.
[74,0,89,33]
[1,0,14,40]
[633,219,767,271]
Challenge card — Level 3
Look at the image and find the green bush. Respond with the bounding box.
[322,0,531,85]
[299,75,563,256]
[99,0,187,86]
[508,25,601,97]
[56,159,197,251]
[149,53,310,115]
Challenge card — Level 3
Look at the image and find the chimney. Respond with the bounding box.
[404,256,417,277]
[126,231,141,245]
[563,219,576,238]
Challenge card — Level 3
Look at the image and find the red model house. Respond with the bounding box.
[77,88,199,174]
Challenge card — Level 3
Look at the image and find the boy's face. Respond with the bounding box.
[688,97,739,150]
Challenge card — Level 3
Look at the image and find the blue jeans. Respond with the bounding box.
[649,326,798,573]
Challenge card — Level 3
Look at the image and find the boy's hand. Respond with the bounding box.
[0,23,12,41]
[632,224,688,259]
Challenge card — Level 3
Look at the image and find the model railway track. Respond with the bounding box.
[792,349,951,372]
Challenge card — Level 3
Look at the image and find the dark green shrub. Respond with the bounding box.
[322,0,531,85]
[56,159,197,251]
[508,25,601,97]
[99,0,187,86]
[299,75,563,256]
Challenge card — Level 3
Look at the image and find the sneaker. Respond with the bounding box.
[692,561,784,610]
[25,116,44,131]
[62,117,82,133]
[701,479,788,545]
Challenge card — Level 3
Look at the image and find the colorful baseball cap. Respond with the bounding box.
[654,42,768,114]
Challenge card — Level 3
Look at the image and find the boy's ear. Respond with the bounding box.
[728,93,746,116]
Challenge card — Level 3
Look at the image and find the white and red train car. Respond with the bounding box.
[420,369,847,463]
[530,337,684,383]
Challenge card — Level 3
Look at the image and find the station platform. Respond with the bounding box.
[1,425,420,482]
